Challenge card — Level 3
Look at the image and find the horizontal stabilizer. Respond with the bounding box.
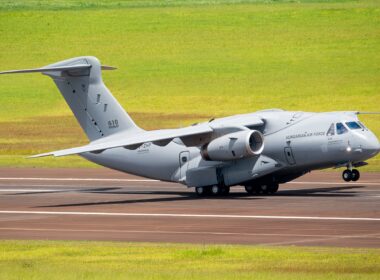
[0,64,116,75]
[0,64,91,75]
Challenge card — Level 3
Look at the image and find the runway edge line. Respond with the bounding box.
[0,211,379,221]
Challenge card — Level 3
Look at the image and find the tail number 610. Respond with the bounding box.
[108,119,119,129]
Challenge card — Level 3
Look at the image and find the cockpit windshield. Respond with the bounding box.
[358,121,367,130]
[326,123,335,136]
[345,121,361,130]
[336,123,348,135]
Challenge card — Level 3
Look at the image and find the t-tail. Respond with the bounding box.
[0,56,142,141]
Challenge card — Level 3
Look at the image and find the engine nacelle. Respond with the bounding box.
[201,130,264,161]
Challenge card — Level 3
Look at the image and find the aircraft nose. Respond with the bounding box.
[362,134,380,157]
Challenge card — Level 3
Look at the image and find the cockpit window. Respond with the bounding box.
[326,123,335,136]
[358,121,367,130]
[336,123,348,135]
[345,121,361,130]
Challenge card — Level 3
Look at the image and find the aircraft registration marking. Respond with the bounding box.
[286,131,325,140]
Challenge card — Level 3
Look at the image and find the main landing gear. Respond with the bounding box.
[244,182,279,195]
[195,182,279,197]
[195,185,230,197]
[342,169,360,182]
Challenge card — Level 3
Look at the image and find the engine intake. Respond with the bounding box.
[201,130,264,161]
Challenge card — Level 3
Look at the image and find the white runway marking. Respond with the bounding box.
[0,189,66,192]
[289,181,380,186]
[0,177,378,185]
[0,177,159,182]
[0,184,183,190]
[0,189,157,195]
[0,227,379,240]
[0,210,379,221]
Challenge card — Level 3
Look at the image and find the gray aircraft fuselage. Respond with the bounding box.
[82,110,379,187]
[1,56,379,196]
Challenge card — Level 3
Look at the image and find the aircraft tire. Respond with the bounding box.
[342,170,352,182]
[351,169,360,181]
[259,184,269,195]
[268,183,279,194]
[244,185,255,195]
[195,186,207,197]
[211,185,221,195]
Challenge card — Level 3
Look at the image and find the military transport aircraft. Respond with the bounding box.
[1,56,379,196]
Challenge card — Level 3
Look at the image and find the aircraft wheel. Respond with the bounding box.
[211,185,221,196]
[342,170,352,182]
[244,185,255,195]
[351,169,360,181]
[268,183,279,194]
[195,186,207,197]
[259,184,269,195]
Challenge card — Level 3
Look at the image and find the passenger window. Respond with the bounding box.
[326,123,335,136]
[336,123,348,135]
[345,122,361,130]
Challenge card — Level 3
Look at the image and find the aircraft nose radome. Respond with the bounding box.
[364,136,380,156]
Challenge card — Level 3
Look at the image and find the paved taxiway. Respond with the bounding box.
[0,168,379,247]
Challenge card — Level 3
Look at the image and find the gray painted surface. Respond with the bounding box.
[1,56,379,189]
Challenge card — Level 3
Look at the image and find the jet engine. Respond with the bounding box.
[201,130,264,161]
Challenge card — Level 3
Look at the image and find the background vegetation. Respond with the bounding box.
[0,0,379,169]
[0,240,379,279]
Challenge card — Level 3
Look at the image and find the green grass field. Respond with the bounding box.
[0,240,379,279]
[0,0,379,169]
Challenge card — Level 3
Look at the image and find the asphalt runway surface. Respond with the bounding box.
[0,168,379,247]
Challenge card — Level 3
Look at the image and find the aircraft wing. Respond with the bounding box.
[30,123,214,158]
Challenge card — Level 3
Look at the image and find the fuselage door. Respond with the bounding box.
[179,151,190,179]
[284,147,296,165]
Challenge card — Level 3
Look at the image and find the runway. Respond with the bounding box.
[0,168,379,247]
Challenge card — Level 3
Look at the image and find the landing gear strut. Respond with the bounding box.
[342,169,360,182]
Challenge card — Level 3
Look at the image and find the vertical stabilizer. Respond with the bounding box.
[0,56,142,141]
[44,56,141,141]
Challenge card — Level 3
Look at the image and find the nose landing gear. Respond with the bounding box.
[342,169,360,182]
